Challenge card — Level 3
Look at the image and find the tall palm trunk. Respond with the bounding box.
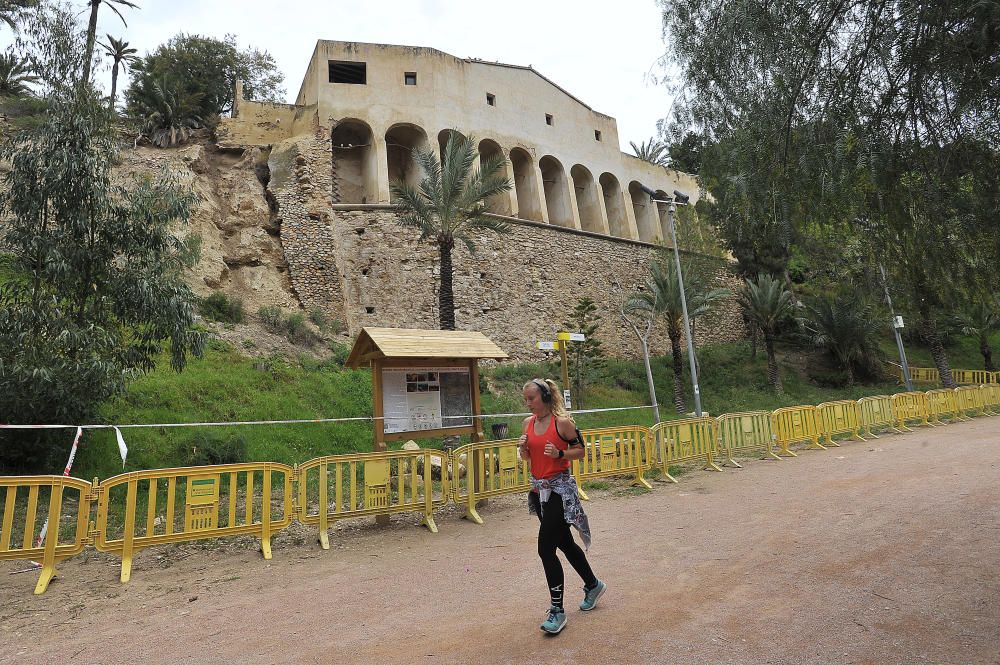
[668,319,686,413]
[438,238,455,330]
[82,0,100,85]
[980,337,994,372]
[764,332,782,393]
[918,308,955,388]
[108,62,119,111]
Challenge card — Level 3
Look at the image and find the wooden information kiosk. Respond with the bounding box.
[345,327,508,451]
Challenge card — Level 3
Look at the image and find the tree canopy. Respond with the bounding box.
[126,33,285,121]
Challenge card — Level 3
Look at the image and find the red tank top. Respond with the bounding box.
[526,415,571,480]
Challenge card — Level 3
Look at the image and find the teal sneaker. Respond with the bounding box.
[540,606,567,634]
[579,580,606,611]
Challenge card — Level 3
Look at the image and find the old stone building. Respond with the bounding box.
[214,40,744,360]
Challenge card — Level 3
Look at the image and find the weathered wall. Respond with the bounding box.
[264,134,745,361]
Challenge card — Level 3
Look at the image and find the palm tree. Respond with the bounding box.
[802,294,883,385]
[737,273,793,393]
[390,130,513,330]
[0,49,38,95]
[100,35,137,111]
[630,138,668,167]
[81,0,138,85]
[131,77,205,147]
[632,251,729,412]
[953,298,1000,371]
[0,0,38,33]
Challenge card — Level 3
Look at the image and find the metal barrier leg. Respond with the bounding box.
[763,437,782,460]
[317,464,330,550]
[703,449,724,473]
[464,485,483,525]
[34,484,63,595]
[120,479,137,584]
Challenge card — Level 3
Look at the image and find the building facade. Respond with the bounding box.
[223,40,700,245]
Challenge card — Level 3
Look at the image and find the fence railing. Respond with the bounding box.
[4,384,997,595]
[900,366,998,385]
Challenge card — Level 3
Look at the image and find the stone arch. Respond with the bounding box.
[438,128,469,167]
[385,123,429,201]
[539,155,573,228]
[509,147,543,222]
[330,118,376,204]
[629,180,659,243]
[478,138,512,216]
[599,172,628,238]
[570,164,602,233]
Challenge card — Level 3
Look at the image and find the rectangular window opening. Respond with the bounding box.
[404,72,417,86]
[545,113,553,126]
[486,93,496,106]
[329,60,366,85]
[595,130,602,141]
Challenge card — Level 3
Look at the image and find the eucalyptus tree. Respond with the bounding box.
[390,130,513,330]
[0,3,203,472]
[736,274,793,394]
[0,0,38,32]
[659,0,1000,384]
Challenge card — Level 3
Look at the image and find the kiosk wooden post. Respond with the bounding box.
[347,328,508,525]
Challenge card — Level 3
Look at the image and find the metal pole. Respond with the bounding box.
[667,201,703,416]
[559,340,571,409]
[879,263,913,392]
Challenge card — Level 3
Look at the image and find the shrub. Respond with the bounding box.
[199,291,244,323]
[308,307,327,330]
[177,432,248,466]
[328,341,350,366]
[257,305,283,332]
[286,312,319,346]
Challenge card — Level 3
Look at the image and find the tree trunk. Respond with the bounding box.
[438,240,455,330]
[918,308,955,388]
[749,321,758,359]
[765,332,783,394]
[81,0,100,85]
[669,321,686,413]
[981,338,994,372]
[108,63,119,112]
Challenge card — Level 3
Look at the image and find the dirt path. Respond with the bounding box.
[2,419,999,665]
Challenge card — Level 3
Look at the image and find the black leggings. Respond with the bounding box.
[530,491,597,604]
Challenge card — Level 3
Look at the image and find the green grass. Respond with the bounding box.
[69,330,996,481]
[881,331,999,372]
[74,340,374,481]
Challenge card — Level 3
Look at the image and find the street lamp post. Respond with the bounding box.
[879,263,914,392]
[640,185,703,417]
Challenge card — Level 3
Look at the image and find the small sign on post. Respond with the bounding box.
[893,316,904,329]
[537,341,557,351]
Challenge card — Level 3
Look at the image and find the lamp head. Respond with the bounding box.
[673,190,690,204]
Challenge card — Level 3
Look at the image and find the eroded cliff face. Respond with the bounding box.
[103,136,745,362]
[119,141,298,312]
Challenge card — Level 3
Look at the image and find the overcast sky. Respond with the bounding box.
[14,0,678,152]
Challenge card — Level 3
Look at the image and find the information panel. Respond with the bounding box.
[381,367,473,434]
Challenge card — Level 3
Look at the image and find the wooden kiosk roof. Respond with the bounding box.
[345,327,508,368]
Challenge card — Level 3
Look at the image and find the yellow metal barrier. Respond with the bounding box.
[983,384,1000,412]
[715,411,780,466]
[95,463,293,583]
[648,417,721,481]
[925,388,966,424]
[772,405,825,456]
[0,476,92,594]
[572,426,651,500]
[954,386,989,417]
[297,448,448,548]
[857,395,899,438]
[891,391,933,430]
[451,439,531,524]
[908,367,941,384]
[816,400,866,446]
[952,370,994,386]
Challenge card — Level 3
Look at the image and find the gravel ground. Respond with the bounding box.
[1,418,998,665]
